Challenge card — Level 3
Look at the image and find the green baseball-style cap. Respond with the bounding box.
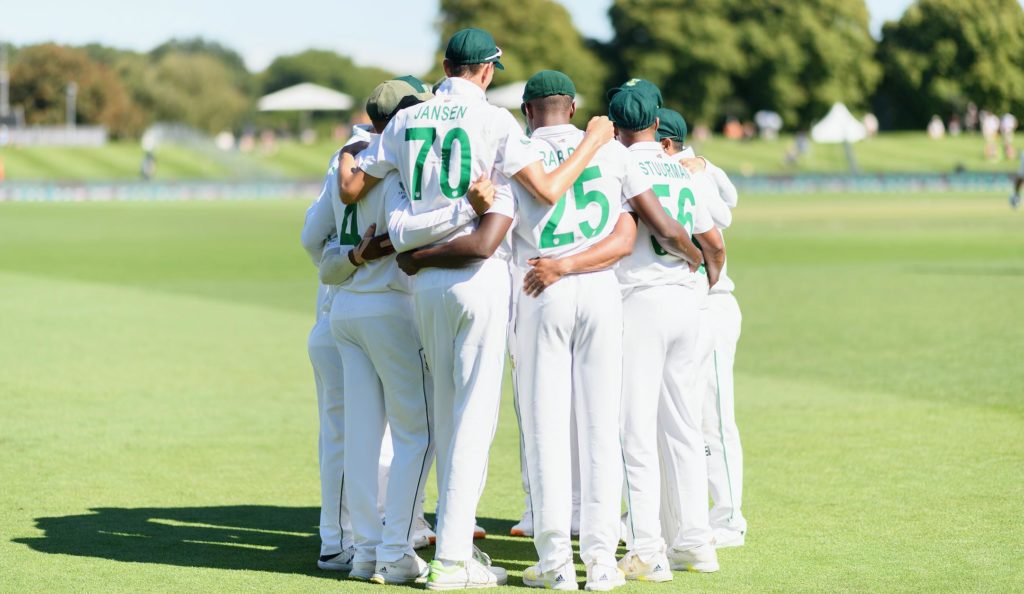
[366,79,433,122]
[445,28,505,70]
[656,108,688,143]
[607,78,664,108]
[392,74,430,93]
[608,88,658,131]
[522,70,576,103]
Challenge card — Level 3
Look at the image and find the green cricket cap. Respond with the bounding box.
[392,74,430,93]
[608,88,658,131]
[656,108,688,143]
[445,28,505,70]
[366,79,433,122]
[522,70,576,103]
[606,78,664,108]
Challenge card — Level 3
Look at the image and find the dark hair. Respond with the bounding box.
[447,61,488,78]
[667,139,685,152]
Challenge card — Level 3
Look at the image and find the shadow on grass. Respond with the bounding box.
[13,506,539,586]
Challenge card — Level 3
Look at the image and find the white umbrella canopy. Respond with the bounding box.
[810,102,867,144]
[258,83,354,112]
[486,81,585,110]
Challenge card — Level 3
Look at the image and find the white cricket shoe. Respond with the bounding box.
[511,511,534,537]
[474,524,487,540]
[668,544,719,573]
[414,516,436,549]
[425,556,508,590]
[348,559,377,581]
[317,547,355,571]
[584,563,626,591]
[713,529,746,549]
[371,553,429,585]
[523,560,578,590]
[617,551,672,582]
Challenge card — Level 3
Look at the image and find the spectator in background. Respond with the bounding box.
[982,112,1000,159]
[948,114,962,137]
[863,113,879,137]
[723,118,743,140]
[1000,113,1018,160]
[965,102,979,133]
[140,151,156,180]
[927,115,945,140]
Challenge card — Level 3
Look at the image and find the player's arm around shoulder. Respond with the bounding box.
[523,212,637,297]
[693,202,725,288]
[511,116,615,205]
[395,178,512,276]
[300,152,344,265]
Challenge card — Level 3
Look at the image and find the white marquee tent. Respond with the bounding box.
[257,83,354,112]
[810,102,867,144]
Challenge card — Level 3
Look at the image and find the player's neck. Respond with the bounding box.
[618,131,656,148]
[530,115,572,130]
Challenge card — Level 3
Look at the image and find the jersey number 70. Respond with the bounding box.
[405,127,472,200]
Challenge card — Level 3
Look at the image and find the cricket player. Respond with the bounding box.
[300,124,375,572]
[1011,152,1023,209]
[326,79,444,585]
[339,28,615,589]
[510,70,684,592]
[655,108,746,548]
[609,85,726,579]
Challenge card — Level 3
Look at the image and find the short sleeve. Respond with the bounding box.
[494,110,540,177]
[360,128,397,179]
[486,174,516,219]
[621,158,652,203]
[691,197,714,235]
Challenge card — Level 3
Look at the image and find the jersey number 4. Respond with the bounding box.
[539,166,609,249]
[340,204,360,246]
[405,127,471,200]
[650,184,695,256]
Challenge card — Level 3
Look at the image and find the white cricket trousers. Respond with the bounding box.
[413,258,510,562]
[307,314,352,556]
[332,291,433,564]
[620,283,712,559]
[702,292,745,535]
[516,270,623,571]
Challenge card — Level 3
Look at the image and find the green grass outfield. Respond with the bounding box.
[1,131,1022,181]
[1,193,1022,592]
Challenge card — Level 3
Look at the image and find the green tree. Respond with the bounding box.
[260,49,393,106]
[433,0,608,119]
[150,38,255,95]
[608,0,744,126]
[608,0,880,128]
[9,43,144,137]
[141,52,252,133]
[875,0,1024,128]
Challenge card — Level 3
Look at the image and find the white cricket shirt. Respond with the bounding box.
[616,142,714,291]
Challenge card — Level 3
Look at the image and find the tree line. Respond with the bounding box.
[5,0,1023,138]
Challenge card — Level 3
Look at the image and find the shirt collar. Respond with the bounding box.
[437,77,487,101]
[628,141,663,152]
[530,124,580,138]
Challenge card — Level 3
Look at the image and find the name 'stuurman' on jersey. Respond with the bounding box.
[509,124,650,270]
[360,77,538,245]
[616,141,715,291]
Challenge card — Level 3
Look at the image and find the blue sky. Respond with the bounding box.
[1,0,922,75]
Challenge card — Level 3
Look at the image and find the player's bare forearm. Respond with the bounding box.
[513,116,615,205]
[396,213,512,274]
[697,227,725,288]
[628,190,703,265]
[523,213,635,296]
[338,150,380,205]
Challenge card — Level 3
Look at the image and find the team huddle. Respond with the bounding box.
[299,27,746,591]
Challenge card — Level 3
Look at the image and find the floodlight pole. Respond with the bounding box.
[66,81,78,129]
